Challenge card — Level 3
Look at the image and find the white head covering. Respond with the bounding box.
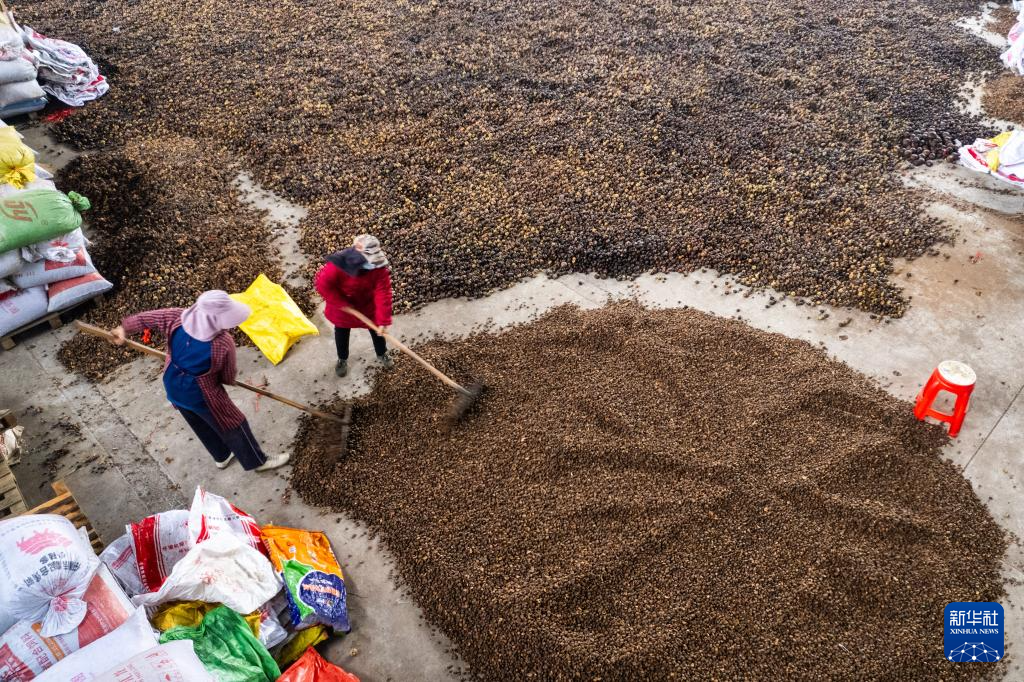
[180,290,251,342]
[353,234,389,268]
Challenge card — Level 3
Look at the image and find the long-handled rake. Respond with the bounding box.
[342,307,485,422]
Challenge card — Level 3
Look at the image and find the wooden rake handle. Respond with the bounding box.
[74,321,347,424]
[341,307,471,395]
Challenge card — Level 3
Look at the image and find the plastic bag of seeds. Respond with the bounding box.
[188,485,265,553]
[261,526,350,632]
[21,226,87,263]
[128,508,190,594]
[91,640,215,682]
[11,245,96,288]
[47,271,112,313]
[99,532,146,597]
[0,125,35,189]
[0,284,46,336]
[0,189,90,253]
[0,12,23,60]
[0,514,102,637]
[0,247,23,278]
[34,608,159,682]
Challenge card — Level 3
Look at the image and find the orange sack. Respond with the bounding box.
[278,647,360,682]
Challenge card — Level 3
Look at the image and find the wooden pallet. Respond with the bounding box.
[1,293,105,351]
[0,459,27,519]
[23,480,103,552]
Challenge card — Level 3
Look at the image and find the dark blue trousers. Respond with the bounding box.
[177,408,267,471]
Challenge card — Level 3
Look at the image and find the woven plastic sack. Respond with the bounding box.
[0,284,45,336]
[99,533,146,597]
[0,277,15,301]
[231,273,318,364]
[262,526,350,632]
[47,271,112,313]
[0,248,22,278]
[0,514,102,636]
[959,130,1024,190]
[159,605,281,682]
[35,608,159,681]
[0,566,133,678]
[0,189,90,252]
[129,509,190,594]
[92,641,215,682]
[132,533,281,614]
[0,126,34,189]
[188,486,264,553]
[0,79,44,108]
[11,245,95,288]
[0,54,36,86]
[0,13,23,61]
[21,227,87,263]
[277,647,360,682]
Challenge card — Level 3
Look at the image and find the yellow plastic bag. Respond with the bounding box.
[151,600,261,636]
[231,274,318,364]
[0,127,36,189]
[274,625,328,668]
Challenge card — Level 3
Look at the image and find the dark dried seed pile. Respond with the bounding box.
[988,5,1019,38]
[983,73,1024,125]
[22,0,995,316]
[292,303,1007,681]
[56,138,283,380]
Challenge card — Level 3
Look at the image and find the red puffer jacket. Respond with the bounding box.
[315,261,393,329]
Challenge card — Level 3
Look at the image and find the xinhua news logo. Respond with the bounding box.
[944,602,1004,663]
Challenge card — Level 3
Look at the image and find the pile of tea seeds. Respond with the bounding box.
[21,0,996,316]
[983,73,1024,125]
[292,303,1006,681]
[56,138,283,380]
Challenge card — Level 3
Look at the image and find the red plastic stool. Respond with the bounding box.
[914,360,976,438]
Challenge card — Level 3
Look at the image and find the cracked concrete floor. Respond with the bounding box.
[2,124,1023,678]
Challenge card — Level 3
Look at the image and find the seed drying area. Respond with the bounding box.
[1,0,1023,679]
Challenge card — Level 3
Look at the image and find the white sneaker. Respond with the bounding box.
[256,454,290,472]
[215,454,235,470]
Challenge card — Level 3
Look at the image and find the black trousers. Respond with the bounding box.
[334,327,387,360]
[177,408,267,471]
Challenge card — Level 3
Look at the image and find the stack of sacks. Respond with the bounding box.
[95,486,358,680]
[0,487,361,680]
[0,124,109,340]
[0,11,44,118]
[0,184,105,339]
[19,22,108,107]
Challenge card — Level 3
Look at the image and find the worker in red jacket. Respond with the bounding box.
[314,234,394,377]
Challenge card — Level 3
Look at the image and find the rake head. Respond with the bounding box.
[448,381,486,423]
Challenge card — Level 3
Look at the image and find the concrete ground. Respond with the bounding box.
[2,13,1023,678]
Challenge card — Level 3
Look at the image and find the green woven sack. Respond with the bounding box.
[0,190,90,252]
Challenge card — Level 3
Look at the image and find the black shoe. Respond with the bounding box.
[335,360,348,377]
[378,354,395,370]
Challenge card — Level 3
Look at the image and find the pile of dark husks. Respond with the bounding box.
[56,138,282,379]
[22,0,996,317]
[293,304,1006,681]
